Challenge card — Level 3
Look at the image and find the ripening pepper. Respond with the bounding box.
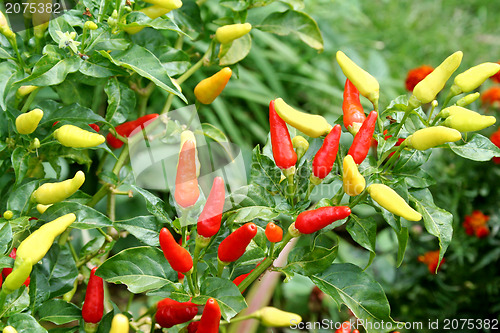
[3,326,17,333]
[269,100,297,173]
[82,267,104,324]
[292,136,309,161]
[143,0,183,10]
[197,177,226,238]
[342,79,366,134]
[109,314,129,333]
[84,21,98,30]
[174,139,200,208]
[456,92,480,107]
[106,114,159,149]
[293,206,351,235]
[255,307,302,327]
[16,85,38,99]
[409,51,463,107]
[348,111,378,164]
[336,51,379,108]
[124,5,172,34]
[155,298,198,328]
[196,298,221,333]
[32,171,85,205]
[451,62,500,95]
[218,223,257,264]
[265,222,283,243]
[194,67,232,104]
[343,155,366,196]
[2,257,32,294]
[0,11,15,39]
[405,126,461,150]
[273,98,332,138]
[16,213,76,264]
[312,125,341,182]
[159,228,193,273]
[216,23,252,44]
[53,125,105,148]
[367,184,422,221]
[2,248,30,288]
[15,109,43,135]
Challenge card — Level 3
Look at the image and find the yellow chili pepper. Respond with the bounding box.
[456,92,480,107]
[16,108,43,135]
[194,67,232,104]
[273,98,332,138]
[292,135,309,160]
[367,184,422,221]
[216,23,252,44]
[451,62,500,95]
[109,313,130,333]
[343,155,365,196]
[2,257,32,294]
[3,326,18,333]
[124,5,171,34]
[53,124,105,148]
[255,307,302,327]
[84,21,98,30]
[16,85,38,98]
[32,171,85,205]
[3,210,13,220]
[443,113,496,132]
[409,51,463,107]
[143,0,183,10]
[16,213,76,264]
[0,10,15,39]
[36,204,52,214]
[336,51,380,108]
[405,126,461,150]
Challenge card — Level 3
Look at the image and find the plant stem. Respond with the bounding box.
[20,88,40,113]
[304,183,315,201]
[186,274,197,296]
[394,104,414,136]
[217,260,225,278]
[383,141,407,172]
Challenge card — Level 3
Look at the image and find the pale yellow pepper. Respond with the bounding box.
[367,184,422,221]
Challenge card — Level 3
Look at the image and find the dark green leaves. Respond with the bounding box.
[37,299,81,325]
[311,263,396,333]
[42,202,113,229]
[285,242,338,276]
[448,133,500,161]
[104,77,137,125]
[114,216,162,246]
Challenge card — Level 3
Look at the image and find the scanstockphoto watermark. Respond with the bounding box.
[290,319,425,331]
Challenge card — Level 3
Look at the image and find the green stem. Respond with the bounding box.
[161,93,175,114]
[217,260,225,278]
[186,274,197,296]
[125,293,134,312]
[20,88,40,113]
[383,141,407,172]
[80,26,89,53]
[286,173,295,202]
[440,91,454,110]
[394,104,414,136]
[304,183,315,201]
[268,243,275,257]
[220,314,258,325]
[374,99,383,134]
[427,101,438,123]
[330,185,345,205]
[348,190,368,209]
[9,37,26,71]
[176,41,215,85]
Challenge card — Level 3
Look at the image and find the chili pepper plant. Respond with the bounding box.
[1,1,500,332]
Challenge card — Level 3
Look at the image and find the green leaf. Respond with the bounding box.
[224,184,275,212]
[37,299,81,325]
[0,222,12,254]
[225,206,279,224]
[99,45,185,101]
[96,246,181,294]
[121,12,185,35]
[259,10,324,51]
[410,188,453,269]
[311,264,396,333]
[42,202,113,229]
[219,34,252,66]
[7,180,40,215]
[48,15,76,45]
[448,133,500,161]
[399,169,435,188]
[29,265,51,313]
[0,61,17,110]
[0,47,12,59]
[104,77,137,126]
[11,147,30,186]
[192,277,246,321]
[39,245,78,298]
[79,53,127,78]
[6,313,48,333]
[15,54,82,86]
[132,186,173,224]
[39,102,107,127]
[0,287,30,318]
[346,215,376,264]
[285,243,338,276]
[159,47,190,77]
[249,146,283,195]
[114,216,161,246]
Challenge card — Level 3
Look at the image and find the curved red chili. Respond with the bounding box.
[295,206,351,234]
[159,228,193,273]
[342,79,366,133]
[312,124,342,179]
[155,298,198,328]
[269,100,297,170]
[196,298,221,333]
[218,223,257,263]
[106,114,159,149]
[197,177,226,238]
[82,267,104,324]
[348,110,378,164]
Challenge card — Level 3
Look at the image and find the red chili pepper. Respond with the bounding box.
[187,321,199,333]
[82,267,104,324]
[197,177,226,238]
[174,139,200,208]
[196,298,221,333]
[265,222,283,243]
[218,223,257,263]
[159,228,193,273]
[2,248,30,287]
[154,298,198,328]
[312,124,341,179]
[177,236,190,281]
[106,114,159,149]
[295,206,351,234]
[348,110,378,164]
[88,123,100,132]
[269,100,297,171]
[342,79,366,134]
